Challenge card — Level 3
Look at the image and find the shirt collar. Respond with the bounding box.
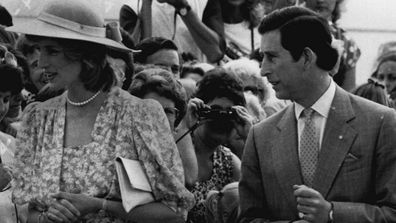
[295,80,336,119]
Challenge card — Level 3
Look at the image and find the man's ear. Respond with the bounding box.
[301,47,316,70]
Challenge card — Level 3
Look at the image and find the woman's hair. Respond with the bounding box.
[205,182,240,223]
[129,68,187,127]
[26,35,116,92]
[352,79,389,107]
[16,35,38,57]
[134,63,174,78]
[0,43,33,94]
[223,58,270,104]
[194,68,246,106]
[180,65,205,79]
[180,61,215,79]
[244,92,267,122]
[13,37,41,93]
[220,0,261,28]
[0,63,23,96]
[371,54,396,79]
[107,48,134,90]
[178,78,197,100]
[0,27,18,49]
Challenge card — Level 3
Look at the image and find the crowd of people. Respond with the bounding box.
[0,0,396,223]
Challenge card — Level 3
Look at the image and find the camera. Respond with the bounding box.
[197,107,237,120]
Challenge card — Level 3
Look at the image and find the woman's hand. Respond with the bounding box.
[184,97,209,129]
[232,106,254,141]
[51,192,102,217]
[45,198,80,223]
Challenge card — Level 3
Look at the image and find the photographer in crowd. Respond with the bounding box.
[182,68,253,223]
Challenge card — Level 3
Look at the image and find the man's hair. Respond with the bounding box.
[258,6,338,71]
[194,68,246,106]
[134,37,178,64]
[0,64,23,95]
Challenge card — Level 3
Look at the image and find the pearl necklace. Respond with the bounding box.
[66,90,101,107]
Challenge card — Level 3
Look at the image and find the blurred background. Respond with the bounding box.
[1,0,395,86]
[339,0,396,85]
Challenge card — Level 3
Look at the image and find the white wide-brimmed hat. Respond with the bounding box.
[6,0,132,52]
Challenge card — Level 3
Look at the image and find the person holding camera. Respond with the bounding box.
[182,68,253,223]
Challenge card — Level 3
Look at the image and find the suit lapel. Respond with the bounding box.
[313,87,357,197]
[273,105,303,210]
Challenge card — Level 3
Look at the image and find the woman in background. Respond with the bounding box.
[371,53,396,109]
[129,68,198,188]
[304,0,361,91]
[16,35,65,107]
[184,68,252,223]
[352,79,390,107]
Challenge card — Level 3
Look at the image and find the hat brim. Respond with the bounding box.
[7,18,134,53]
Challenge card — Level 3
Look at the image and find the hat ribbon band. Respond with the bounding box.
[38,12,106,38]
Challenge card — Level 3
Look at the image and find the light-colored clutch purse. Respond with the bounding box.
[115,157,154,212]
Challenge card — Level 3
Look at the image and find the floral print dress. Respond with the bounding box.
[12,87,194,222]
[187,146,235,223]
[330,22,361,87]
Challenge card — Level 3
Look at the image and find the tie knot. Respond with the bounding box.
[302,108,314,119]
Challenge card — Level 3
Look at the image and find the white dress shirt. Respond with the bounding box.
[294,80,336,155]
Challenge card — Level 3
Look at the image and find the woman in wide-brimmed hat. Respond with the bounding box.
[7,0,194,222]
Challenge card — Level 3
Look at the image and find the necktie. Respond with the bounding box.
[299,108,318,187]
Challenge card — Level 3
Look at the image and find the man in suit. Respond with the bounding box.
[239,6,396,223]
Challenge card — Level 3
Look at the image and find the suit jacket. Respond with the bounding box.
[239,87,396,223]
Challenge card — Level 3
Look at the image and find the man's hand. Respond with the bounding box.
[293,185,332,223]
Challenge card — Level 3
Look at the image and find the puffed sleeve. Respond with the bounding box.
[130,99,195,219]
[343,35,361,69]
[11,103,40,205]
